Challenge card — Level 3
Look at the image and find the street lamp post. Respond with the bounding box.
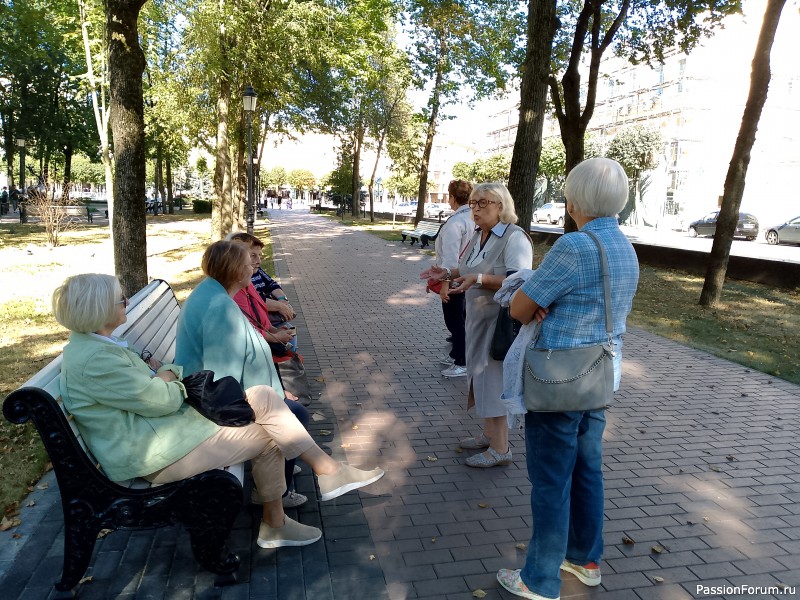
[16,138,26,223]
[243,85,258,235]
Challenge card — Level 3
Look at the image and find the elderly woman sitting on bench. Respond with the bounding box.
[53,271,383,550]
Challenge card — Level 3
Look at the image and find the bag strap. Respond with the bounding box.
[582,230,613,344]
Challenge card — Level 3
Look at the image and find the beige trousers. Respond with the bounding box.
[146,385,315,501]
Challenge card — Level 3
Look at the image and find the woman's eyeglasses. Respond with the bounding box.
[116,296,128,308]
[468,199,498,209]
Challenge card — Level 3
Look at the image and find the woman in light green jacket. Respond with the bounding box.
[53,272,383,550]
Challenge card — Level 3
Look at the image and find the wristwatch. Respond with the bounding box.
[475,273,483,288]
[443,267,452,280]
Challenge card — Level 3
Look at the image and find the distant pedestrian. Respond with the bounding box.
[10,187,21,212]
[0,186,8,215]
[277,197,282,210]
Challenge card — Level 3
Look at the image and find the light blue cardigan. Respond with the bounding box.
[175,277,284,396]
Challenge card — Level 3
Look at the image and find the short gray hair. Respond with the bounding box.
[564,158,629,217]
[52,274,122,333]
[472,182,518,224]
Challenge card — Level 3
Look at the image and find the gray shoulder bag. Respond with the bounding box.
[524,231,615,412]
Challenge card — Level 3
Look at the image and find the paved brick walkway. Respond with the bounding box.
[1,208,798,599]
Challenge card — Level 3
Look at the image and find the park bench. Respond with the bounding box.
[400,219,442,248]
[3,279,244,598]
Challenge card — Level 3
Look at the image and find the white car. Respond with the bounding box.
[532,202,566,226]
[424,203,452,218]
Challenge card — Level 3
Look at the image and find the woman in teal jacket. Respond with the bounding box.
[53,271,383,550]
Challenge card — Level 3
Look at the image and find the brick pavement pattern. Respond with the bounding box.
[1,207,798,600]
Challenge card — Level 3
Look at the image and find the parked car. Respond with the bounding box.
[532,202,565,226]
[764,216,800,245]
[395,201,417,215]
[424,202,452,218]
[687,211,759,241]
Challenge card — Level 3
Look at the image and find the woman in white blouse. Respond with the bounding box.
[426,183,533,467]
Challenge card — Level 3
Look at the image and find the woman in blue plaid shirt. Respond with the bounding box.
[499,158,639,600]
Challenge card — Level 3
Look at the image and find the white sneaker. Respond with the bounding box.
[257,516,321,548]
[442,365,467,377]
[439,356,455,366]
[282,491,307,508]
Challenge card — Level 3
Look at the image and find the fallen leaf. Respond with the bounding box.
[352,425,359,430]
[710,466,722,472]
[369,554,376,561]
[686,520,695,525]
[37,483,49,490]
[431,537,437,543]
[472,590,487,599]
[11,533,22,539]
[426,456,438,462]
[651,545,664,554]
[478,503,489,509]
[96,529,112,539]
[454,447,463,453]
[515,543,527,550]
[26,501,35,507]
[79,576,93,584]
[315,377,325,382]
[0,516,20,531]
[311,412,325,422]
[703,516,710,522]
[622,535,635,545]
[340,444,350,448]
[652,576,664,583]
[355,402,362,406]
[725,455,737,461]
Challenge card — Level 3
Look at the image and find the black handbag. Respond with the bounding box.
[490,306,521,361]
[182,370,255,427]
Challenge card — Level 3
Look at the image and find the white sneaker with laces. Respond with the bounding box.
[442,365,467,377]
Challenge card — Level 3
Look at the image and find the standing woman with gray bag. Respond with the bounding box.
[497,158,639,600]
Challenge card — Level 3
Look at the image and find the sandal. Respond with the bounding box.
[465,447,512,468]
[458,433,490,449]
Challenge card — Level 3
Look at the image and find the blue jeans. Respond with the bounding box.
[521,410,606,599]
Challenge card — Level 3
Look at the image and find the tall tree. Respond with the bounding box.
[107,0,149,294]
[541,0,740,232]
[700,0,786,307]
[404,0,524,224]
[606,125,663,225]
[506,0,558,231]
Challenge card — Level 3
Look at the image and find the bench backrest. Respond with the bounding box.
[417,221,441,234]
[22,279,181,471]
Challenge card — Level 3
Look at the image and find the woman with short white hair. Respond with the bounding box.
[497,158,639,600]
[426,182,533,468]
[53,269,383,551]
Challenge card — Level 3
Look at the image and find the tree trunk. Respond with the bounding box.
[107,0,148,296]
[507,0,558,232]
[700,0,786,307]
[156,148,166,213]
[368,130,387,224]
[415,48,446,226]
[61,144,73,204]
[166,158,174,214]
[212,76,233,240]
[351,125,364,218]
